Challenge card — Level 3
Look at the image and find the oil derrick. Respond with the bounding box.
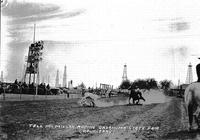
[62,65,67,87]
[68,80,73,89]
[0,71,3,82]
[55,70,59,87]
[186,62,193,84]
[24,24,44,85]
[21,64,26,82]
[122,64,128,81]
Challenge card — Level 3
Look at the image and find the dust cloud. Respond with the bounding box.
[95,90,170,107]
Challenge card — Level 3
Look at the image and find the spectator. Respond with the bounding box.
[82,88,85,97]
[14,79,18,85]
[108,90,112,98]
[67,90,70,98]
[46,84,50,90]
[43,83,46,95]
[0,84,3,94]
[46,84,50,95]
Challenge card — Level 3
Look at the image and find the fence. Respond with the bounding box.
[0,93,82,101]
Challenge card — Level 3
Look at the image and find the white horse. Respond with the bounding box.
[184,82,200,130]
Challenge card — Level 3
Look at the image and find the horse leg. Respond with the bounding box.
[136,99,139,104]
[129,97,131,104]
[92,101,95,107]
[194,106,200,129]
[194,115,200,129]
[132,98,135,104]
[141,97,145,102]
[188,104,194,131]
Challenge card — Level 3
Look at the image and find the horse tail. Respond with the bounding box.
[184,84,195,116]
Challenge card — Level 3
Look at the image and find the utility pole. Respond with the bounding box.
[33,24,36,84]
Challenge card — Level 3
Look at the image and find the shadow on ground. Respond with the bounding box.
[162,129,200,140]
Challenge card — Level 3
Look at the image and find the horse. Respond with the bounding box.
[129,89,146,105]
[184,82,200,130]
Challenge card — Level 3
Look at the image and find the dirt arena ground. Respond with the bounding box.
[0,90,200,140]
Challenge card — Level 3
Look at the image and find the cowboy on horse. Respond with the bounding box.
[128,84,145,105]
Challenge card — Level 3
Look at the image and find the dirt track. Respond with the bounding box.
[90,97,189,140]
[1,94,200,140]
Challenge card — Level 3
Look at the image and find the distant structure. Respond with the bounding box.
[100,83,113,90]
[122,64,128,81]
[68,80,73,89]
[0,71,3,82]
[178,79,180,88]
[62,65,67,87]
[55,70,59,87]
[186,62,193,84]
[24,24,44,85]
[21,64,26,82]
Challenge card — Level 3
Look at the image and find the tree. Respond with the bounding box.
[145,78,158,89]
[119,80,131,89]
[132,79,147,89]
[78,82,86,89]
[159,80,172,90]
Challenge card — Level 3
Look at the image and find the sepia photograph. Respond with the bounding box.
[1,0,200,139]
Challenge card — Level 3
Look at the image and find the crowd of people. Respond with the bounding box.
[0,79,51,95]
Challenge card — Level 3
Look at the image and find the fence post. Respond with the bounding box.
[20,88,22,100]
[3,88,5,101]
[45,89,47,99]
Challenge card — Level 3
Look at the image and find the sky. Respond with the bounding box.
[1,0,200,87]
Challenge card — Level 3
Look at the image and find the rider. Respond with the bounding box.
[135,88,141,97]
[135,88,145,104]
[129,85,143,104]
[196,63,200,82]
